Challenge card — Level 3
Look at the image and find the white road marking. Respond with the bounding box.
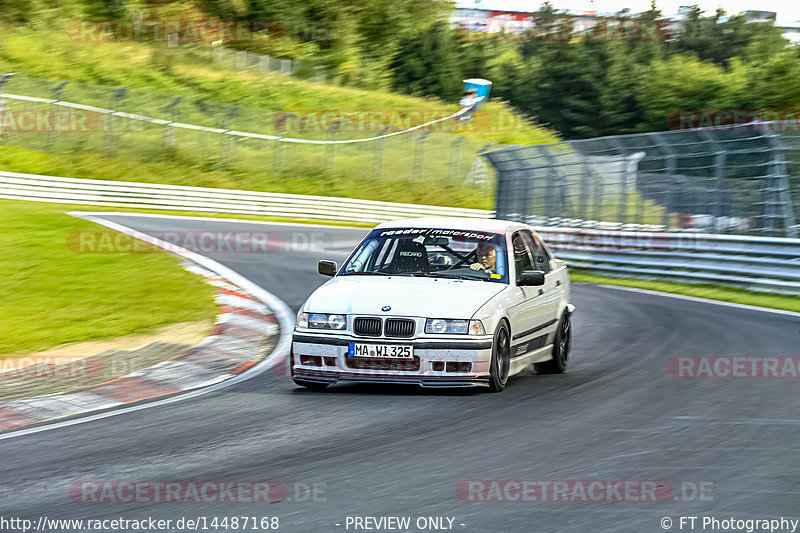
[215,313,280,334]
[591,284,800,317]
[674,416,800,425]
[67,210,370,231]
[0,214,294,441]
[215,293,271,314]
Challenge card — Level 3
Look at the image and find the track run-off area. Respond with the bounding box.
[2,213,799,533]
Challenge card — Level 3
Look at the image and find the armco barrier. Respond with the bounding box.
[2,171,799,294]
[537,227,800,295]
[0,171,492,223]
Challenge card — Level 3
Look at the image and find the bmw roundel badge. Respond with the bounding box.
[381,305,391,312]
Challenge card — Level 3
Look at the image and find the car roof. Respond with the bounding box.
[373,217,524,234]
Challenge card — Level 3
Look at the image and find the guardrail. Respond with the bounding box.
[2,170,798,294]
[0,171,492,224]
[536,227,800,295]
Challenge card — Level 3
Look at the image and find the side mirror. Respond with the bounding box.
[518,270,545,286]
[318,260,338,277]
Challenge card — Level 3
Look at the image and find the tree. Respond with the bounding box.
[391,21,463,100]
[597,42,640,135]
[243,0,451,88]
[520,39,604,138]
[628,1,666,65]
[746,50,800,110]
[670,6,788,67]
[634,54,742,131]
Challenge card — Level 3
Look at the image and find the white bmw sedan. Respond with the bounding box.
[291,217,574,392]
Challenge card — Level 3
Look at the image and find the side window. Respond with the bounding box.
[523,231,551,273]
[369,239,395,272]
[511,232,533,283]
[347,239,381,273]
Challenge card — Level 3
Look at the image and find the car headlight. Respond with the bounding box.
[425,319,485,335]
[300,313,346,330]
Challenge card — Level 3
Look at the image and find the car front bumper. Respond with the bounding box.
[291,332,494,388]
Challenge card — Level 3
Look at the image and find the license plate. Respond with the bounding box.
[348,343,413,358]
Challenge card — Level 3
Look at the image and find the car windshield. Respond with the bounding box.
[340,227,508,284]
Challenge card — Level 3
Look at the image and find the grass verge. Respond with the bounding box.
[8,197,378,229]
[570,268,800,313]
[0,26,560,211]
[0,143,497,210]
[0,199,218,357]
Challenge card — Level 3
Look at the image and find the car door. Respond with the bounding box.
[507,230,553,358]
[523,229,562,342]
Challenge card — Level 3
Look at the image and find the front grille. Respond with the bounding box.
[353,317,382,336]
[346,356,421,372]
[384,318,415,338]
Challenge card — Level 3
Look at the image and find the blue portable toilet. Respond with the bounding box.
[463,78,491,110]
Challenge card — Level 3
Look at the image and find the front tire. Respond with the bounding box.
[535,310,571,374]
[488,321,511,392]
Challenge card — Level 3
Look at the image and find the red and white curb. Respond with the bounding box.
[0,214,294,437]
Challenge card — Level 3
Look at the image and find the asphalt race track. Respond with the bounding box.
[2,214,799,533]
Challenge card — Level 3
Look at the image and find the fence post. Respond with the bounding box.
[273,142,283,173]
[163,96,183,158]
[609,137,631,226]
[509,147,529,223]
[373,126,391,180]
[212,42,224,64]
[449,136,465,183]
[482,144,517,220]
[0,73,12,144]
[535,145,562,223]
[104,86,128,158]
[236,50,248,70]
[488,151,508,220]
[219,105,239,168]
[280,59,292,74]
[325,120,341,172]
[586,161,603,225]
[651,132,677,229]
[467,143,496,185]
[47,80,69,153]
[413,131,431,182]
[578,161,590,223]
[259,55,270,74]
[272,112,292,174]
[698,129,728,230]
[763,128,798,237]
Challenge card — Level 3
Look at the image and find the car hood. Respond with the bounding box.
[304,276,506,318]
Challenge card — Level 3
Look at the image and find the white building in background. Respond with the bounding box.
[450,0,800,44]
[776,20,800,44]
[450,0,642,35]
